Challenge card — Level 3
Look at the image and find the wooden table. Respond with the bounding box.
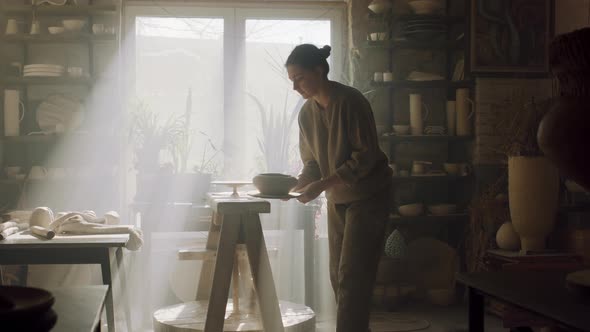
[50,285,108,332]
[0,233,131,332]
[457,270,590,332]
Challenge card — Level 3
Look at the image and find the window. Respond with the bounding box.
[124,3,344,183]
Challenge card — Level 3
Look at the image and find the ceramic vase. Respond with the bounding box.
[508,156,559,251]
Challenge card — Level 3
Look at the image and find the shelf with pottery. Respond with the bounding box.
[0,132,117,143]
[389,213,468,225]
[365,39,464,50]
[380,134,472,143]
[371,79,473,89]
[367,12,465,23]
[0,33,116,43]
[0,76,94,86]
[392,174,472,183]
[0,4,117,15]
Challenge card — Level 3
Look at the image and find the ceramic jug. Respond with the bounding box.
[3,90,25,136]
[409,94,429,135]
[455,88,474,136]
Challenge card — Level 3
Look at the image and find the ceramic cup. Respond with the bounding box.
[29,166,47,179]
[374,72,383,82]
[67,66,83,77]
[30,20,40,35]
[5,19,18,35]
[383,71,394,82]
[92,23,104,35]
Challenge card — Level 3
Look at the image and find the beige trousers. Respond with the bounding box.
[327,187,391,332]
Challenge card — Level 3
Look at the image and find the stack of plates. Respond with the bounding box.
[399,17,446,41]
[23,64,64,77]
[0,286,57,331]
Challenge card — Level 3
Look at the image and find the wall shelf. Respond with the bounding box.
[0,4,117,15]
[0,133,116,143]
[392,174,472,183]
[389,213,468,225]
[0,76,94,86]
[371,80,474,89]
[0,33,116,43]
[365,40,464,51]
[381,134,473,143]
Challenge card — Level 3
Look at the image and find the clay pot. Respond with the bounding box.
[508,156,559,251]
[495,222,520,251]
[252,173,298,196]
[538,97,590,192]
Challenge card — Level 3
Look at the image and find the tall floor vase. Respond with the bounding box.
[508,156,559,251]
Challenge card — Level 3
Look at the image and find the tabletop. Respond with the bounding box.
[0,232,129,249]
[457,270,590,331]
[50,285,108,332]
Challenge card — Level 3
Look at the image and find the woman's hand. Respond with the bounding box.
[296,180,325,204]
[292,177,313,193]
[296,175,342,204]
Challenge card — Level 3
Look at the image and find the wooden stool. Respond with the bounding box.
[154,194,315,332]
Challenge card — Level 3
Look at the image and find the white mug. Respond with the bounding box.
[29,166,47,180]
[30,20,40,35]
[446,100,456,136]
[92,23,104,35]
[3,90,25,137]
[455,88,475,136]
[5,19,18,34]
[383,71,394,82]
[67,66,83,77]
[373,72,383,82]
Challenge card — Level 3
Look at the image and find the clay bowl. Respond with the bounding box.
[398,203,424,217]
[252,173,298,196]
[443,163,460,175]
[427,204,457,216]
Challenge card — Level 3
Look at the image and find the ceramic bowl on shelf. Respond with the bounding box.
[48,27,65,35]
[398,203,424,217]
[427,204,457,216]
[62,19,86,32]
[368,0,392,14]
[407,0,444,14]
[443,162,460,175]
[392,125,410,135]
[252,173,298,196]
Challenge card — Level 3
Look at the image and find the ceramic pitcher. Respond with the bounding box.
[455,88,474,136]
[3,90,25,136]
[446,100,456,136]
[409,94,429,135]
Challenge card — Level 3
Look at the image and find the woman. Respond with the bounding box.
[286,44,392,332]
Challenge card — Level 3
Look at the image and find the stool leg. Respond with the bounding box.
[232,251,240,314]
[196,212,222,301]
[204,214,240,332]
[243,213,285,332]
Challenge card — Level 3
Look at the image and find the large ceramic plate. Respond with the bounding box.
[0,286,54,319]
[36,94,85,133]
[248,191,301,199]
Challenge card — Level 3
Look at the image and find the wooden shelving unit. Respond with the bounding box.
[0,4,117,15]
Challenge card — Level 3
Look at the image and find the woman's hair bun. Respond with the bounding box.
[319,45,332,59]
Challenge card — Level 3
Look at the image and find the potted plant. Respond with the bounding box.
[496,92,559,251]
[129,89,217,203]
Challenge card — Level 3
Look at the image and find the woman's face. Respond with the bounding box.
[287,64,324,99]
